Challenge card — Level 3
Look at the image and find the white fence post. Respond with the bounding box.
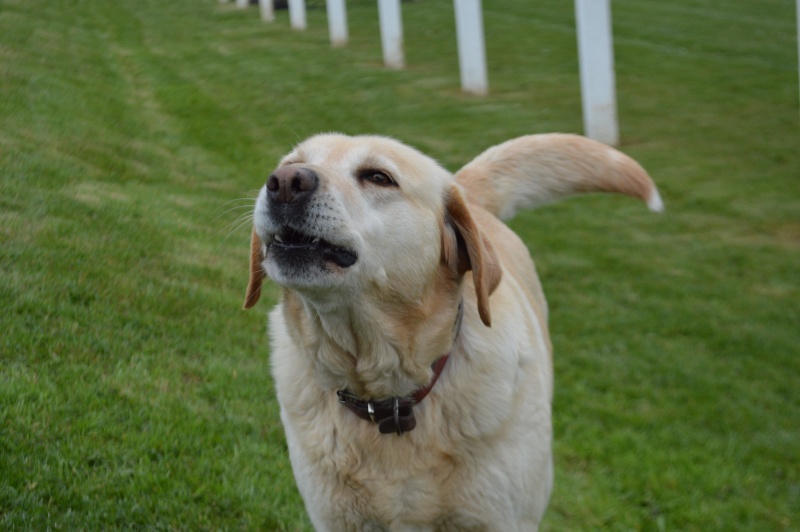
[453,0,489,95]
[326,0,348,47]
[259,0,275,22]
[289,0,307,30]
[575,0,619,146]
[377,0,405,69]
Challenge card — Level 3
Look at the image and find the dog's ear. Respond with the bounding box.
[243,229,265,309]
[442,185,502,327]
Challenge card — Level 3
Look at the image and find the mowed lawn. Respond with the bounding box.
[1,0,798,529]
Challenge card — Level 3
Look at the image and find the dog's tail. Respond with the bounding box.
[455,133,663,221]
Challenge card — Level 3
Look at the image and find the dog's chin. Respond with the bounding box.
[265,228,358,288]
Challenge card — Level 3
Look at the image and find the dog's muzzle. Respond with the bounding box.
[264,166,358,269]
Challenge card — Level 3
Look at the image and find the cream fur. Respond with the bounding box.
[244,133,661,530]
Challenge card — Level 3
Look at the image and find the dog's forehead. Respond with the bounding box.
[285,134,453,193]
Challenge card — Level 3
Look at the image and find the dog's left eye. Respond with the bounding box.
[358,169,397,187]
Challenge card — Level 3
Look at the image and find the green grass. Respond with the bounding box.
[1,0,797,529]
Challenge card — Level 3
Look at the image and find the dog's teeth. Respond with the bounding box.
[274,235,284,243]
[312,237,320,244]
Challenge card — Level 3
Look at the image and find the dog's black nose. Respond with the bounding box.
[267,167,319,204]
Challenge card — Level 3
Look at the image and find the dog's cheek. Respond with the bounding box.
[375,211,442,286]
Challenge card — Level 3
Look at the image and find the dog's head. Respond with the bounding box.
[244,134,500,326]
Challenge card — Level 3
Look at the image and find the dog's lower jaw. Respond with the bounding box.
[263,253,352,292]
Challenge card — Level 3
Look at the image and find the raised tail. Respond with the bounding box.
[455,133,663,220]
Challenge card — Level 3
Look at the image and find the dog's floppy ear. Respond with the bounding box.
[442,185,502,327]
[243,229,265,309]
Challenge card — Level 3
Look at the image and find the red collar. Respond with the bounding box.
[336,301,463,436]
[336,354,450,435]
[411,354,449,403]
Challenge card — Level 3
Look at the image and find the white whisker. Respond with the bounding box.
[210,191,261,256]
[212,203,255,223]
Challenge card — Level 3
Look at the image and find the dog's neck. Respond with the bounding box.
[282,282,462,399]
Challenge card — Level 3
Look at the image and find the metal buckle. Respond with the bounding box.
[393,397,403,436]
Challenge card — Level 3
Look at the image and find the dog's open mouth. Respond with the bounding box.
[269,226,357,268]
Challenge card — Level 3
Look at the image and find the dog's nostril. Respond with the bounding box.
[267,174,280,192]
[291,175,313,193]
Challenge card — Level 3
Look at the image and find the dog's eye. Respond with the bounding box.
[358,169,397,187]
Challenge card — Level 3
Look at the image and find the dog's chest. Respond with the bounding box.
[291,421,484,527]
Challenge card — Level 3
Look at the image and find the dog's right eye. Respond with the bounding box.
[358,169,397,187]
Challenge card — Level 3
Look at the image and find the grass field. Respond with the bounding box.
[1,0,798,529]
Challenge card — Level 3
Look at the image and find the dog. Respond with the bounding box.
[244,133,662,530]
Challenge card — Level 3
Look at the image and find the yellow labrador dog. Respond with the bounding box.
[244,133,662,530]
